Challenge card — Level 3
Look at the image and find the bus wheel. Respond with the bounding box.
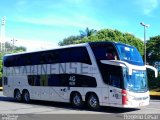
[23,90,30,103]
[71,92,83,108]
[87,94,99,110]
[14,90,22,102]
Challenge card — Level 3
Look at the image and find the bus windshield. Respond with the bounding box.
[123,68,148,92]
[116,44,144,66]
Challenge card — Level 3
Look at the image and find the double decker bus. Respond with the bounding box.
[2,42,157,110]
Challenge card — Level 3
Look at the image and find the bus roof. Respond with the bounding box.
[4,42,89,57]
[89,41,132,47]
[4,41,132,57]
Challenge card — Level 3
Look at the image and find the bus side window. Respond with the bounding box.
[25,54,32,65]
[109,74,120,88]
[40,53,47,64]
[69,47,91,64]
[48,75,60,86]
[47,52,59,63]
[59,49,70,63]
[5,56,17,66]
[28,75,40,86]
[106,46,118,60]
[47,50,60,64]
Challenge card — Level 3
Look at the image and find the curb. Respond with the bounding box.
[150,91,160,96]
[0,87,3,91]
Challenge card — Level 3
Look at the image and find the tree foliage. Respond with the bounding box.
[146,35,160,90]
[79,27,97,37]
[146,35,160,64]
[0,42,26,86]
[5,42,26,53]
[58,35,81,46]
[59,28,144,56]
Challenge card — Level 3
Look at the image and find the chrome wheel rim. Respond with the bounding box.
[89,96,98,108]
[73,94,81,106]
[24,92,30,102]
[16,91,21,101]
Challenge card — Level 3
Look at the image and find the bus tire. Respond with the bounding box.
[14,89,22,102]
[22,90,30,103]
[71,92,83,108]
[87,93,100,110]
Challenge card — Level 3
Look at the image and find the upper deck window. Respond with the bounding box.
[90,43,119,61]
[3,46,91,67]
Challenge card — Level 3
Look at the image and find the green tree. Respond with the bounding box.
[79,27,97,37]
[59,29,144,55]
[58,27,97,46]
[146,35,160,90]
[146,35,160,64]
[58,35,81,46]
[0,42,26,87]
[4,42,26,53]
[75,29,144,56]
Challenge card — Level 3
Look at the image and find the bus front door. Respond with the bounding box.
[108,74,122,105]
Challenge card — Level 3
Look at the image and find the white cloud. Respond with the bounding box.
[135,0,159,15]
[6,37,59,52]
[15,14,103,29]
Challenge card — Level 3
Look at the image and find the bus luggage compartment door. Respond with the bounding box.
[108,86,122,105]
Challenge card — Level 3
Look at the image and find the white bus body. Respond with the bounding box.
[2,42,157,109]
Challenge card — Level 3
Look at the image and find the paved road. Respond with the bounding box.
[0,92,160,120]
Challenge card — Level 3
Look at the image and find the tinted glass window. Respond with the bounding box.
[39,52,47,64]
[78,75,97,87]
[39,50,60,64]
[23,53,35,65]
[69,47,91,64]
[116,44,144,66]
[48,75,60,86]
[58,49,70,63]
[91,45,118,60]
[4,47,91,67]
[4,55,20,67]
[28,75,40,86]
[28,74,96,87]
[47,51,59,64]
[3,56,12,67]
[109,74,121,88]
[97,63,123,88]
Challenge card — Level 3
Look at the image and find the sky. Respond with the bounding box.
[0,0,160,51]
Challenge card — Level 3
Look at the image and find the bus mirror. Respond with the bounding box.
[145,65,158,78]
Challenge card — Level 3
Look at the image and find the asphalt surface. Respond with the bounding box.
[0,92,160,120]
